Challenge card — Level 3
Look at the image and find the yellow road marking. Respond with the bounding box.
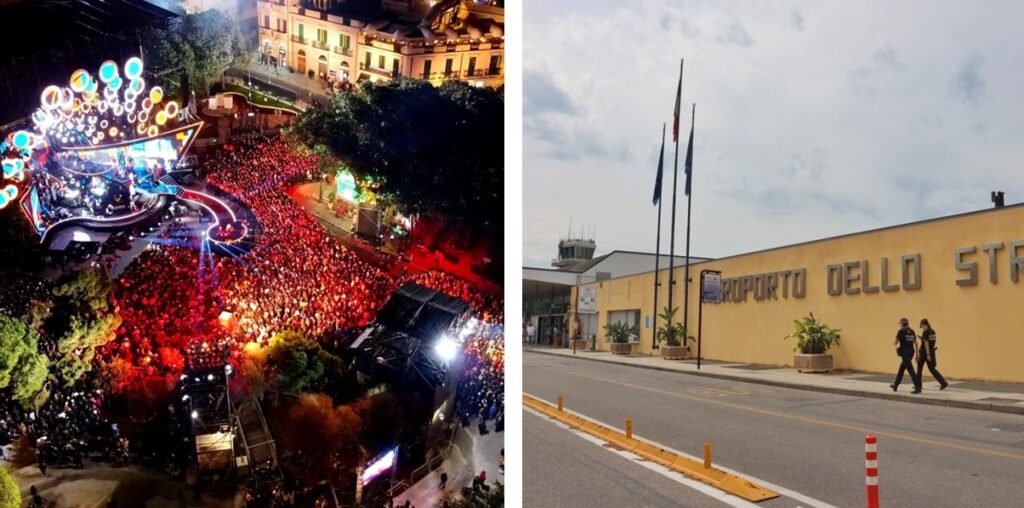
[540,367,1024,463]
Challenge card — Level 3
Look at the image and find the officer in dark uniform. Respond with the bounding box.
[890,317,922,393]
[916,318,949,390]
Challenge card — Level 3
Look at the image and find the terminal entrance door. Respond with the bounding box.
[297,50,306,74]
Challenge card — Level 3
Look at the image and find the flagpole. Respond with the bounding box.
[652,123,665,350]
[683,103,695,336]
[667,58,683,327]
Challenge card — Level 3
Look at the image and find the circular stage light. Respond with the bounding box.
[70,69,91,93]
[72,98,81,113]
[138,110,149,122]
[155,110,167,126]
[100,120,108,128]
[147,125,158,137]
[109,127,119,137]
[85,79,98,94]
[41,86,61,110]
[98,60,119,83]
[165,101,179,118]
[103,87,118,101]
[141,98,153,111]
[112,104,124,116]
[32,110,52,129]
[60,88,74,108]
[11,130,31,149]
[124,100,136,113]
[124,56,144,80]
[108,76,123,91]
[81,101,92,113]
[149,86,164,104]
[136,124,146,135]
[129,77,145,95]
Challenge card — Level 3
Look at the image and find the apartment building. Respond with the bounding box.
[257,0,503,88]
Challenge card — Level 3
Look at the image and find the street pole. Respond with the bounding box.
[667,59,683,328]
[652,123,665,350]
[683,103,695,337]
[697,269,720,370]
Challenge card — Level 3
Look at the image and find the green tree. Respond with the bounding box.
[293,79,503,231]
[55,313,122,384]
[53,268,111,315]
[0,467,20,508]
[0,315,50,407]
[264,330,339,394]
[141,9,246,98]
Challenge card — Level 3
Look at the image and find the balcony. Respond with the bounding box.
[334,46,353,57]
[291,35,307,45]
[359,63,397,78]
[422,71,461,80]
[464,68,502,78]
[312,40,329,51]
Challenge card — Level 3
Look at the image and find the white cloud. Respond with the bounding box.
[524,0,1024,268]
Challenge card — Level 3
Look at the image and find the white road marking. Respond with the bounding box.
[525,405,759,508]
[526,392,840,508]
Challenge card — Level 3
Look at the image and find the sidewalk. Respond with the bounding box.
[526,346,1024,415]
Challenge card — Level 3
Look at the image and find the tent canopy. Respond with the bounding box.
[375,282,471,342]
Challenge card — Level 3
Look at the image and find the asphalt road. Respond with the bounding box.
[525,411,736,508]
[524,351,1024,508]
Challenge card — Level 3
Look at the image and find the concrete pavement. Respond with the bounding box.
[526,346,1024,414]
[394,421,503,507]
[524,351,1024,508]
[524,411,738,508]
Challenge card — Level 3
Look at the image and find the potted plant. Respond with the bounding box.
[785,312,841,372]
[656,306,692,359]
[605,321,639,355]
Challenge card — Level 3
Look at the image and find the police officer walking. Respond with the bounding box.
[890,317,922,394]
[916,318,949,390]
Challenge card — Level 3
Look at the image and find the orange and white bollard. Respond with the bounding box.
[865,435,879,508]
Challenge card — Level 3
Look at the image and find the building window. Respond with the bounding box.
[488,55,501,75]
[364,51,371,68]
[298,23,304,39]
[263,15,269,29]
[317,28,327,44]
[378,55,385,69]
[467,56,476,76]
[444,58,453,76]
[392,58,399,76]
[422,60,432,79]
[339,34,350,50]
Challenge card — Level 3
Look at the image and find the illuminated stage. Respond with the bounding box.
[1,57,250,250]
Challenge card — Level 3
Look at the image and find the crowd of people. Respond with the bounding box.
[0,133,505,505]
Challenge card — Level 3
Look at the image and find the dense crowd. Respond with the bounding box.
[1,134,505,504]
[0,380,124,476]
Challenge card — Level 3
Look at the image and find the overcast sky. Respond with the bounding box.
[523,0,1024,268]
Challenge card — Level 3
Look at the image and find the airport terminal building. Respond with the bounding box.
[567,203,1024,383]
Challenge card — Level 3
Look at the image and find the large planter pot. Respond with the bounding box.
[661,345,690,360]
[570,339,591,351]
[610,343,634,355]
[793,353,833,373]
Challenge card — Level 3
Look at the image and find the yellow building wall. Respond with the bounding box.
[581,205,1024,383]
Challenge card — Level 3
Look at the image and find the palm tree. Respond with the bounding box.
[656,306,688,348]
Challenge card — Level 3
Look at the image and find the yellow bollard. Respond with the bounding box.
[703,442,712,469]
[557,396,563,411]
[626,418,633,439]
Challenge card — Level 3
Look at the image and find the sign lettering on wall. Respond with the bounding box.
[708,240,1024,304]
[578,287,597,314]
[703,273,722,303]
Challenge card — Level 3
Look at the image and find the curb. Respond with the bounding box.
[526,349,1024,416]
[524,394,779,502]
